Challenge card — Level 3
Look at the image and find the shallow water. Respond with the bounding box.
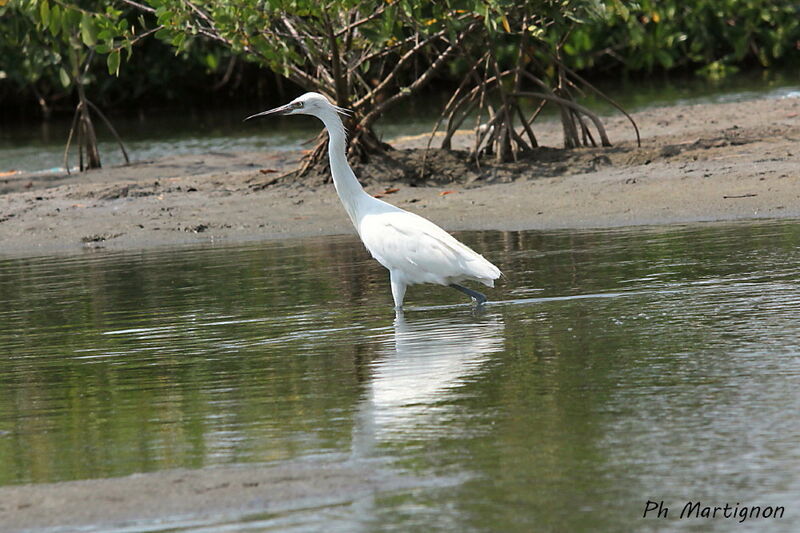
[1,220,800,531]
[2,69,798,173]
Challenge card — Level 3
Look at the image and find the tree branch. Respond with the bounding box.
[513,91,611,146]
[118,0,155,14]
[352,28,450,110]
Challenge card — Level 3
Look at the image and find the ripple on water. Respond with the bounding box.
[0,221,799,532]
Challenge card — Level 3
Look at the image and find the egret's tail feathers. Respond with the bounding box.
[471,257,502,286]
[474,268,501,287]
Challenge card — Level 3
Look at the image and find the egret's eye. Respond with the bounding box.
[294,101,304,109]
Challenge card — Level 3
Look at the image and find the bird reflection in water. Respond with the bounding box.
[352,312,505,455]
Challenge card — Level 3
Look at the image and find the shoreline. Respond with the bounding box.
[0,457,421,532]
[1,97,799,258]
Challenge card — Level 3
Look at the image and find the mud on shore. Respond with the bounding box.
[1,96,798,257]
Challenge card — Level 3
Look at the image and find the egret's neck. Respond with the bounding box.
[320,113,369,226]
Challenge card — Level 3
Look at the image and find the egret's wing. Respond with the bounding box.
[359,210,500,284]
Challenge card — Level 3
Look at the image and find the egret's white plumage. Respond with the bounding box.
[246,92,501,309]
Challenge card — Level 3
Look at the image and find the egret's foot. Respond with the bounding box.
[470,305,487,318]
[449,284,488,306]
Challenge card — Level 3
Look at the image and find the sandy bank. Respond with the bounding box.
[1,97,798,258]
[0,457,420,532]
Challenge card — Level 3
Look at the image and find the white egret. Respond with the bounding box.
[245,92,501,309]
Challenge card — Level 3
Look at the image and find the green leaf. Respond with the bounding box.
[49,4,61,37]
[58,67,71,88]
[61,8,73,37]
[171,33,186,49]
[39,1,50,27]
[81,13,97,46]
[65,7,82,29]
[609,0,630,21]
[656,49,674,68]
[107,50,120,75]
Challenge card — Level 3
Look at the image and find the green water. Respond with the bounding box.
[1,220,800,531]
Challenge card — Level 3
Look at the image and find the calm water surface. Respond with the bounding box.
[1,220,799,531]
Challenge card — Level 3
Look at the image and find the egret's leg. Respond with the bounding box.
[390,272,406,310]
[449,283,487,305]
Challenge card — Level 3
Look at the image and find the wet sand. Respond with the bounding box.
[0,457,422,531]
[0,96,799,531]
[1,96,798,257]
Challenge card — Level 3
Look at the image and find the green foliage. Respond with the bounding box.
[0,6,62,89]
[1,0,150,105]
[4,0,796,116]
[562,0,800,76]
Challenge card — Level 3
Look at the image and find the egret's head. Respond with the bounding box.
[244,92,350,122]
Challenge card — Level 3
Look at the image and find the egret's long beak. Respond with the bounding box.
[244,103,293,122]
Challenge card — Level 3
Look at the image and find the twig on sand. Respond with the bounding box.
[723,193,757,199]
